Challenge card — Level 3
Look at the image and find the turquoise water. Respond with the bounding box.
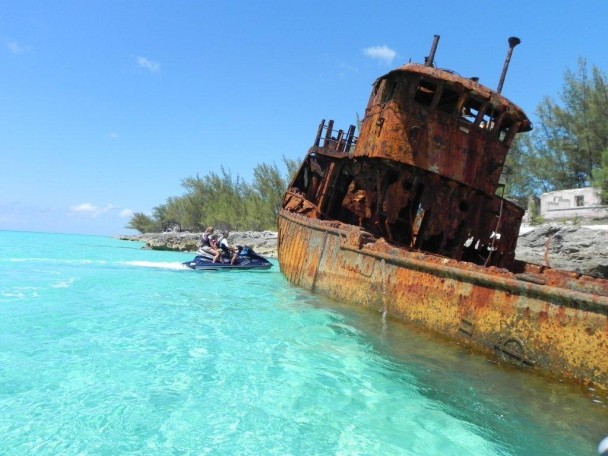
[0,231,606,455]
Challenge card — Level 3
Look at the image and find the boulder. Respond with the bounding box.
[515,224,608,278]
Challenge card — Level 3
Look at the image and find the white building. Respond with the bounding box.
[539,187,608,220]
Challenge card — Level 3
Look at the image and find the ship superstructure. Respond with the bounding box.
[278,36,608,388]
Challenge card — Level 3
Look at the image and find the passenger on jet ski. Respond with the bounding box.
[213,231,240,265]
[199,227,219,257]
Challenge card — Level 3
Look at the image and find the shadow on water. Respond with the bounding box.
[293,290,608,455]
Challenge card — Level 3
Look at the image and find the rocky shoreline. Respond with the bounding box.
[118,223,608,278]
[118,230,279,258]
[515,223,608,278]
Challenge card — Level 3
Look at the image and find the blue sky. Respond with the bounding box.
[2,1,607,235]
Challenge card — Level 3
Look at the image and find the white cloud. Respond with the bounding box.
[136,56,160,73]
[71,203,98,213]
[69,203,135,220]
[363,45,397,65]
[109,131,119,140]
[70,203,117,218]
[7,41,27,54]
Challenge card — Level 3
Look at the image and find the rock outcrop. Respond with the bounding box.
[118,231,279,258]
[515,224,608,278]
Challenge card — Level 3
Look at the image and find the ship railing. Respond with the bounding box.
[313,119,358,155]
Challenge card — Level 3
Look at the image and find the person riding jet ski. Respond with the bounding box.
[212,231,241,265]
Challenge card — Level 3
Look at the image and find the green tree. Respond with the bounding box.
[126,157,300,232]
[282,156,301,184]
[501,135,540,207]
[502,59,608,201]
[198,168,248,230]
[126,212,158,233]
[593,147,608,203]
[249,162,287,227]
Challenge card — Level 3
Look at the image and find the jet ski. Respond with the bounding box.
[182,246,272,271]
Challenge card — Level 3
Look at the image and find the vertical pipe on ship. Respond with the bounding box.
[425,35,440,67]
[497,37,521,94]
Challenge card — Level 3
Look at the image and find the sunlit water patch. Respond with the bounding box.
[0,230,606,455]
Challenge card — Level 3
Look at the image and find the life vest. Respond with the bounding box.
[201,233,212,247]
[216,236,230,253]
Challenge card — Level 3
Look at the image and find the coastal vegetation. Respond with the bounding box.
[127,158,300,233]
[503,59,608,206]
[128,60,608,234]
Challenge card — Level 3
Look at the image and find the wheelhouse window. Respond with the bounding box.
[436,86,460,114]
[498,122,512,142]
[497,115,521,145]
[460,96,483,124]
[398,74,527,146]
[480,105,500,130]
[413,78,437,106]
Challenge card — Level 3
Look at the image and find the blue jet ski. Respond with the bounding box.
[182,246,272,271]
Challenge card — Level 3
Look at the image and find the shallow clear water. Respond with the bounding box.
[0,231,606,455]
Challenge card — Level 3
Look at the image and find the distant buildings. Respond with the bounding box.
[539,187,608,220]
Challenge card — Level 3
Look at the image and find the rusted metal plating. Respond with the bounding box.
[283,63,533,269]
[285,152,522,268]
[277,212,608,388]
[356,64,531,194]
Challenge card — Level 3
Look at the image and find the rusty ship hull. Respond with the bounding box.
[277,37,608,388]
[278,210,608,387]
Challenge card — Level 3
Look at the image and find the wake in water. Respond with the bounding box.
[3,257,190,271]
[6,257,108,265]
[121,260,190,271]
[5,256,276,272]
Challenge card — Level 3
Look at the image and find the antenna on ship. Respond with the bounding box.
[424,34,440,67]
[496,36,521,94]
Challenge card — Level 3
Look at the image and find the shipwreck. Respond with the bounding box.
[277,36,608,389]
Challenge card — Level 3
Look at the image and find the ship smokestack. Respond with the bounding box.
[424,35,440,67]
[496,36,521,94]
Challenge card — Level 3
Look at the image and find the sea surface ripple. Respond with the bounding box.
[0,230,606,455]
